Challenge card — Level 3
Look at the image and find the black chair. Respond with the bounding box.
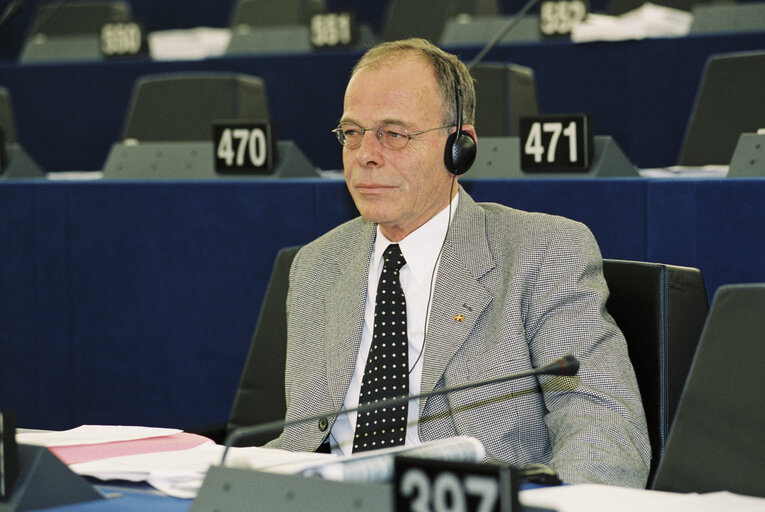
[678,50,765,166]
[652,284,765,497]
[0,87,45,178]
[101,73,317,178]
[0,86,18,144]
[229,0,325,28]
[225,246,301,446]
[381,0,498,42]
[471,62,540,137]
[188,246,300,445]
[207,252,710,484]
[19,1,133,63]
[602,259,709,486]
[119,72,270,143]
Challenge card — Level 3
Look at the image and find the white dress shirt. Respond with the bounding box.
[328,192,459,456]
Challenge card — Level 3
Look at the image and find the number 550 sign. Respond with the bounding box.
[519,114,593,172]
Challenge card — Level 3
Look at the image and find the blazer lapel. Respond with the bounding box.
[324,223,376,409]
[419,191,495,413]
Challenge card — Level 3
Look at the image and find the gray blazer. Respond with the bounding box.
[268,189,650,488]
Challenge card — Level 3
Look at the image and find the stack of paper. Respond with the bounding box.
[571,3,693,42]
[17,426,485,499]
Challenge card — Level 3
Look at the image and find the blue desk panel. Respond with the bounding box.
[1,178,764,434]
[1,32,764,173]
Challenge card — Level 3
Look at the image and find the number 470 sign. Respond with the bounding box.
[213,122,276,174]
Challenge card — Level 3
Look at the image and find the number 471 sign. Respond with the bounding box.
[519,114,594,172]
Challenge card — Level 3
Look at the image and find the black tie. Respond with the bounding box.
[353,244,409,453]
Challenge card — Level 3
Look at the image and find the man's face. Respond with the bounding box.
[341,55,456,242]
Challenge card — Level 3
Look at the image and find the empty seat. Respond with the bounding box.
[19,1,133,63]
[120,73,270,142]
[602,259,709,486]
[690,2,765,34]
[382,0,498,42]
[678,50,765,166]
[471,62,539,137]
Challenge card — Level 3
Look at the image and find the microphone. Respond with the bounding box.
[221,354,579,463]
[467,0,545,70]
[0,1,24,30]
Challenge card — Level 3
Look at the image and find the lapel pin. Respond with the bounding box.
[454,314,465,322]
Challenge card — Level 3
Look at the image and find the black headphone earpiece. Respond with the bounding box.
[444,65,477,176]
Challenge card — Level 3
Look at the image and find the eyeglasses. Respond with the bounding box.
[332,122,450,150]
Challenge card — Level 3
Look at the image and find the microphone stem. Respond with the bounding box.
[222,356,577,463]
[467,0,544,70]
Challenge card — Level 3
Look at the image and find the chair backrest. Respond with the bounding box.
[471,62,539,137]
[382,0,464,42]
[226,246,300,445]
[652,284,765,497]
[0,87,18,144]
[602,259,709,486]
[690,2,765,34]
[439,15,542,46]
[678,50,765,166]
[229,0,325,28]
[120,72,270,142]
[27,1,132,36]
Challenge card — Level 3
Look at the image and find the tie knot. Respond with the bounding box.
[382,244,406,272]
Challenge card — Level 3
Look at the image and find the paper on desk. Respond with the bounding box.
[571,3,692,42]
[520,483,765,512]
[17,425,182,447]
[72,442,336,499]
[638,165,728,178]
[148,27,232,60]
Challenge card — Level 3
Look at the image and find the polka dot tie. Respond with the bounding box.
[353,244,409,453]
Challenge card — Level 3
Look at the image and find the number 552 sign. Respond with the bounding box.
[519,114,593,172]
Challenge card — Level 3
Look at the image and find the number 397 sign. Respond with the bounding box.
[213,122,276,174]
[519,114,593,172]
[395,456,519,512]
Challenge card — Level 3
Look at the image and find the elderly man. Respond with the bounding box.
[267,38,650,488]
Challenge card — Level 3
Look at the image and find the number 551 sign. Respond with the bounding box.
[519,114,593,172]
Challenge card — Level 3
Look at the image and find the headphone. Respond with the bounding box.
[444,65,477,176]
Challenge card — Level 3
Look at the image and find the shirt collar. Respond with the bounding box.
[373,191,460,285]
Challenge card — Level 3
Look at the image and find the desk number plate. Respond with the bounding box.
[214,122,276,174]
[519,114,593,172]
[310,12,359,49]
[539,0,589,37]
[395,456,518,512]
[100,22,147,58]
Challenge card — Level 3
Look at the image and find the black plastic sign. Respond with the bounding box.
[213,122,276,174]
[100,22,148,58]
[309,11,359,49]
[395,456,518,512]
[519,114,594,172]
[539,0,589,37]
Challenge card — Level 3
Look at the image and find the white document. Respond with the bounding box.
[520,483,765,512]
[571,3,693,42]
[17,425,182,447]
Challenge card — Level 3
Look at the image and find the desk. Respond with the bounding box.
[40,486,190,512]
[1,177,764,433]
[1,31,764,173]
